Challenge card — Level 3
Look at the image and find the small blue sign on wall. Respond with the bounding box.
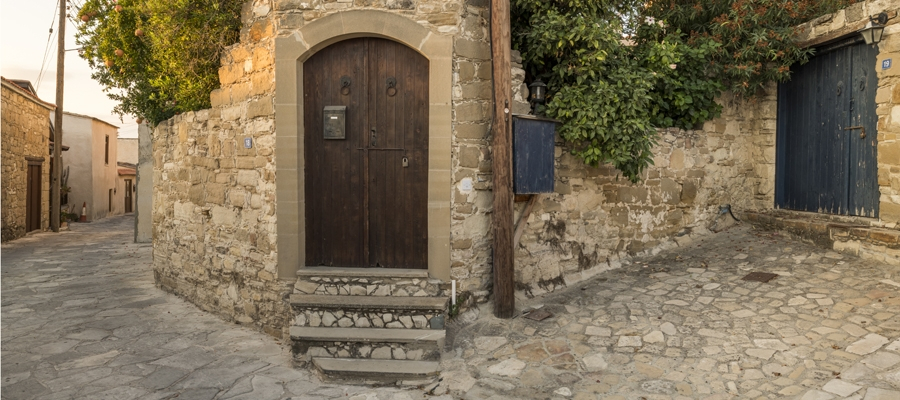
[883,59,892,70]
[244,137,253,149]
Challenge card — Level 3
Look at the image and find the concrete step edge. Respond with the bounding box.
[289,294,448,311]
[312,357,440,380]
[297,267,429,279]
[290,326,445,344]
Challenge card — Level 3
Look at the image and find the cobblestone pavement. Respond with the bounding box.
[1,215,427,400]
[439,225,900,400]
[5,215,900,400]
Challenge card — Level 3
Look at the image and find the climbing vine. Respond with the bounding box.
[75,0,243,125]
[512,0,851,182]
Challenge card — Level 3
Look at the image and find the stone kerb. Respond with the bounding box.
[273,9,455,282]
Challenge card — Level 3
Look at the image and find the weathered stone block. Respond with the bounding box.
[455,39,490,60]
[210,88,231,107]
[236,170,260,187]
[456,123,488,139]
[232,82,252,103]
[455,102,486,123]
[879,141,899,165]
[618,187,648,204]
[248,97,274,119]
[458,146,481,168]
[882,201,900,223]
[248,20,274,42]
[219,64,243,86]
[681,181,698,204]
[251,72,275,96]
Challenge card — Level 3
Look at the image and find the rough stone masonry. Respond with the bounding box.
[151,0,900,337]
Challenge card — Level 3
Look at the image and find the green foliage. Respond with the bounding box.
[513,0,702,182]
[513,0,850,182]
[650,0,852,97]
[76,0,243,125]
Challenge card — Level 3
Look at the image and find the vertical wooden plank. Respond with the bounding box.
[848,43,880,217]
[368,38,428,269]
[491,0,515,318]
[777,40,871,217]
[305,38,368,267]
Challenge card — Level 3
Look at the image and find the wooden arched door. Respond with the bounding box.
[304,37,429,269]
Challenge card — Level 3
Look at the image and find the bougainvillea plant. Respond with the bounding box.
[76,0,243,125]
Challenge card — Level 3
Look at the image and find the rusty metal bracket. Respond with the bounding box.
[844,125,866,139]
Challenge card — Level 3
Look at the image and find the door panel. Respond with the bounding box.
[367,39,428,269]
[304,38,368,267]
[125,179,133,213]
[26,164,41,232]
[848,44,880,217]
[776,40,878,217]
[305,38,429,269]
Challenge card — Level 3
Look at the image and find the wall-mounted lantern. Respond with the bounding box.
[860,13,888,45]
[528,78,547,116]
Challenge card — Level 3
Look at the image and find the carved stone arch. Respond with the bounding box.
[274,10,452,281]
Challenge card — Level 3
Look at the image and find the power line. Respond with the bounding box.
[36,0,61,91]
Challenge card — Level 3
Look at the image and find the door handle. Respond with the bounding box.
[371,128,377,147]
[844,126,866,139]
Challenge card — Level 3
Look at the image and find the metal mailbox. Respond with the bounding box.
[512,114,559,194]
[323,106,346,139]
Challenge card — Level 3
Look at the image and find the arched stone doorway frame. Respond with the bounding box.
[274,10,452,281]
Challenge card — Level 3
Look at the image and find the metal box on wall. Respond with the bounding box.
[512,115,559,194]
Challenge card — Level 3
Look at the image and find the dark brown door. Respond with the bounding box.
[124,179,133,213]
[25,162,42,232]
[304,37,429,269]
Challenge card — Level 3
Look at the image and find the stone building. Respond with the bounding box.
[1,77,55,242]
[58,112,124,222]
[150,0,900,380]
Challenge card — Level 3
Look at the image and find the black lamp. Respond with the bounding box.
[861,13,888,45]
[528,78,547,116]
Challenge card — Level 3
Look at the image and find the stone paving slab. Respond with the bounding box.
[440,225,900,399]
[5,215,900,400]
[1,215,431,400]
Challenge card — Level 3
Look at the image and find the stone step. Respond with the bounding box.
[290,295,448,330]
[311,357,440,383]
[290,294,448,310]
[290,327,445,361]
[297,267,429,279]
[294,267,447,298]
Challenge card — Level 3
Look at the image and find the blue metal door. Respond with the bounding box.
[776,38,879,217]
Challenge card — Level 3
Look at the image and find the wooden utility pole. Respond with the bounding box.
[50,0,66,232]
[490,0,515,318]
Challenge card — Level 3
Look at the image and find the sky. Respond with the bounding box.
[1,0,139,138]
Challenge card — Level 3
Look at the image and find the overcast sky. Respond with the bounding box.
[1,0,139,138]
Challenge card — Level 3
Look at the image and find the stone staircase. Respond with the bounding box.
[289,267,450,384]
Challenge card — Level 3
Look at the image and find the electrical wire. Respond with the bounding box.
[36,0,62,91]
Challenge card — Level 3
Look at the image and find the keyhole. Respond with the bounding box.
[402,157,409,168]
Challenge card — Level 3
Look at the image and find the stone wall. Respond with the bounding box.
[451,89,778,298]
[135,124,153,243]
[1,81,53,242]
[151,0,288,337]
[151,0,900,334]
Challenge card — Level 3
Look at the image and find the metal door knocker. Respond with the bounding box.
[340,76,351,95]
[837,81,843,96]
[386,77,397,97]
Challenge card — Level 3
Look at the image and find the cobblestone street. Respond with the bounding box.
[440,225,900,399]
[0,215,421,400]
[3,215,900,399]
